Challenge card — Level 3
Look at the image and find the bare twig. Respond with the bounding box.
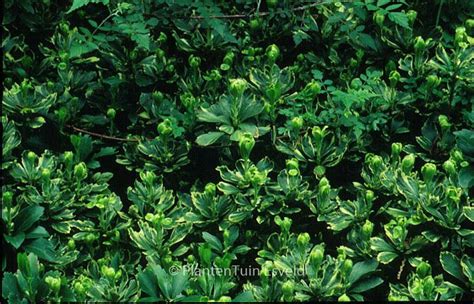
[397,258,406,280]
[65,124,141,142]
[189,1,326,19]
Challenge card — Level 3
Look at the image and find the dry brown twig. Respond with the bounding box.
[189,1,326,19]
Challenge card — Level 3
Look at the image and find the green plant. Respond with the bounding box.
[2,0,473,302]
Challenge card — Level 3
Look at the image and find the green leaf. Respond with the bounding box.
[138,268,159,298]
[377,0,391,6]
[217,182,240,195]
[459,167,474,189]
[228,210,251,223]
[460,256,473,283]
[463,207,474,222]
[195,132,224,146]
[67,0,109,14]
[4,233,25,249]
[202,232,223,252]
[440,252,464,281]
[233,291,255,302]
[371,237,395,252]
[2,272,19,301]
[388,12,410,29]
[350,276,384,293]
[14,205,44,233]
[170,269,188,298]
[24,238,57,262]
[377,251,398,264]
[153,265,172,299]
[349,259,379,284]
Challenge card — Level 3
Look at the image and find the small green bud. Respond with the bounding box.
[238,132,255,159]
[313,165,326,177]
[204,182,216,196]
[362,220,374,237]
[466,19,474,31]
[162,254,173,266]
[310,245,324,266]
[209,69,222,81]
[74,162,88,180]
[281,217,292,232]
[365,190,375,203]
[421,163,437,182]
[41,168,51,179]
[282,280,295,297]
[455,26,467,47]
[426,75,441,88]
[217,296,232,302]
[157,119,173,136]
[266,44,280,63]
[145,213,155,222]
[446,186,461,203]
[45,276,61,293]
[249,18,261,30]
[319,177,330,188]
[288,169,299,177]
[106,108,116,119]
[297,232,311,247]
[286,158,299,170]
[341,259,353,275]
[158,32,167,43]
[229,78,248,97]
[3,191,13,205]
[27,151,37,162]
[152,91,164,103]
[369,155,383,171]
[443,160,456,176]
[338,294,351,302]
[165,64,175,73]
[406,10,417,25]
[188,55,201,69]
[220,63,230,71]
[290,116,304,129]
[416,261,431,278]
[452,150,463,163]
[438,115,450,130]
[74,282,85,295]
[349,58,358,69]
[266,0,278,8]
[306,81,321,96]
[401,154,416,174]
[85,233,97,243]
[389,70,401,87]
[156,48,165,59]
[101,266,116,280]
[414,36,426,53]
[223,51,234,65]
[58,62,68,70]
[373,11,385,27]
[67,239,76,250]
[187,254,195,263]
[350,78,362,90]
[391,142,403,158]
[64,151,74,165]
[162,218,173,226]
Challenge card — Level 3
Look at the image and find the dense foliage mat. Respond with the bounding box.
[2,0,474,302]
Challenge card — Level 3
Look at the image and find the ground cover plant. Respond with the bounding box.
[2,0,474,302]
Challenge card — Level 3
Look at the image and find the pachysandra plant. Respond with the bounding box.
[2,0,473,302]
